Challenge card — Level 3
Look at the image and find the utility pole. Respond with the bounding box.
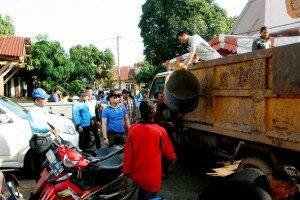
[117,35,121,90]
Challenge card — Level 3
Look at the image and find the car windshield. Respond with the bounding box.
[0,95,28,119]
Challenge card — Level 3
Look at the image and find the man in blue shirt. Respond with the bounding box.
[102,91,131,146]
[73,89,91,150]
[28,88,58,181]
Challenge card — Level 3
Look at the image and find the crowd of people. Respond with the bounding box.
[25,27,298,200]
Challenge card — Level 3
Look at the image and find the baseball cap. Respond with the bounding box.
[32,88,50,99]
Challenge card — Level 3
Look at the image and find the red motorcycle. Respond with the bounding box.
[30,124,136,200]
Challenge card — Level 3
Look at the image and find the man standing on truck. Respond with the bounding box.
[177,30,222,70]
[252,26,272,51]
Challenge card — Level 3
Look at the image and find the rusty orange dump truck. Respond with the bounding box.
[149,42,300,173]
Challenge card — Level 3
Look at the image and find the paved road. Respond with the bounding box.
[3,152,226,200]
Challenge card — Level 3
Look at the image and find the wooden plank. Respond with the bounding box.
[4,68,19,84]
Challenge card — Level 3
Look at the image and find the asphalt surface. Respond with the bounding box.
[2,151,225,200]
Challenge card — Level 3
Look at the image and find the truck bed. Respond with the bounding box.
[182,43,300,152]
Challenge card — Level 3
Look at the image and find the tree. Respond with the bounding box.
[69,45,115,87]
[69,44,100,84]
[21,34,74,94]
[98,48,115,81]
[0,14,15,35]
[134,61,165,88]
[139,0,233,66]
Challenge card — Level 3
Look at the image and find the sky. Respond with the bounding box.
[0,0,249,66]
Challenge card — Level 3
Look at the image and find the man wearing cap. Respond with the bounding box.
[102,91,131,146]
[28,88,59,181]
[73,89,91,150]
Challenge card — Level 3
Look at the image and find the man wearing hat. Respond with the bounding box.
[102,91,131,146]
[73,89,91,150]
[28,88,59,181]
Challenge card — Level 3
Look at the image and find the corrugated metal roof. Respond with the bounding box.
[0,36,26,57]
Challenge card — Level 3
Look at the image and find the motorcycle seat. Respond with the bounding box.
[87,153,124,172]
[89,145,124,161]
[80,153,124,188]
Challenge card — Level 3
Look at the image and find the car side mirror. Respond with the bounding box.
[0,113,13,124]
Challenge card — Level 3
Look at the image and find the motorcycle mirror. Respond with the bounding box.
[47,122,55,130]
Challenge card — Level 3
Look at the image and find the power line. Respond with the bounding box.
[121,37,143,44]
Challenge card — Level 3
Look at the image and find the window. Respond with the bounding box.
[125,82,135,90]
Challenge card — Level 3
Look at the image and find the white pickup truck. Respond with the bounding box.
[0,95,79,173]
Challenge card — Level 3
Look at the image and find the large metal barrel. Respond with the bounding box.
[166,70,200,114]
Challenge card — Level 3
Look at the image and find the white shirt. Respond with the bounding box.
[189,35,222,61]
[86,99,97,118]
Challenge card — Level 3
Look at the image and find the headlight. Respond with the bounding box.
[56,126,76,135]
[63,155,79,168]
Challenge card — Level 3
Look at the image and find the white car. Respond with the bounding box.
[0,95,79,171]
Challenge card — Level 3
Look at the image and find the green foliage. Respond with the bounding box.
[24,34,74,93]
[69,45,115,84]
[21,35,116,96]
[134,61,165,88]
[98,48,115,80]
[139,0,233,65]
[66,80,87,96]
[0,14,15,35]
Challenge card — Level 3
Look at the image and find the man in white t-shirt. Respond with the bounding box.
[177,30,222,70]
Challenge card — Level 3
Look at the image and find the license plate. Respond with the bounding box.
[46,149,64,176]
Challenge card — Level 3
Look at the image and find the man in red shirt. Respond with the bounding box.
[123,99,177,200]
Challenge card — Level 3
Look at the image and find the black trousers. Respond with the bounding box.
[78,126,91,150]
[138,186,157,200]
[91,124,101,149]
[32,151,46,182]
[107,131,126,146]
[161,124,175,174]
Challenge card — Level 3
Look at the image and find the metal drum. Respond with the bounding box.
[165,70,200,114]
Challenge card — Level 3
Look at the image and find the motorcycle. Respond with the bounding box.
[30,123,137,200]
[0,170,24,200]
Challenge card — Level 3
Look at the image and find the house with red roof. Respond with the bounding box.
[98,66,143,92]
[0,35,31,96]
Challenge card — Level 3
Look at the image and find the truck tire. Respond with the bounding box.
[237,157,272,174]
